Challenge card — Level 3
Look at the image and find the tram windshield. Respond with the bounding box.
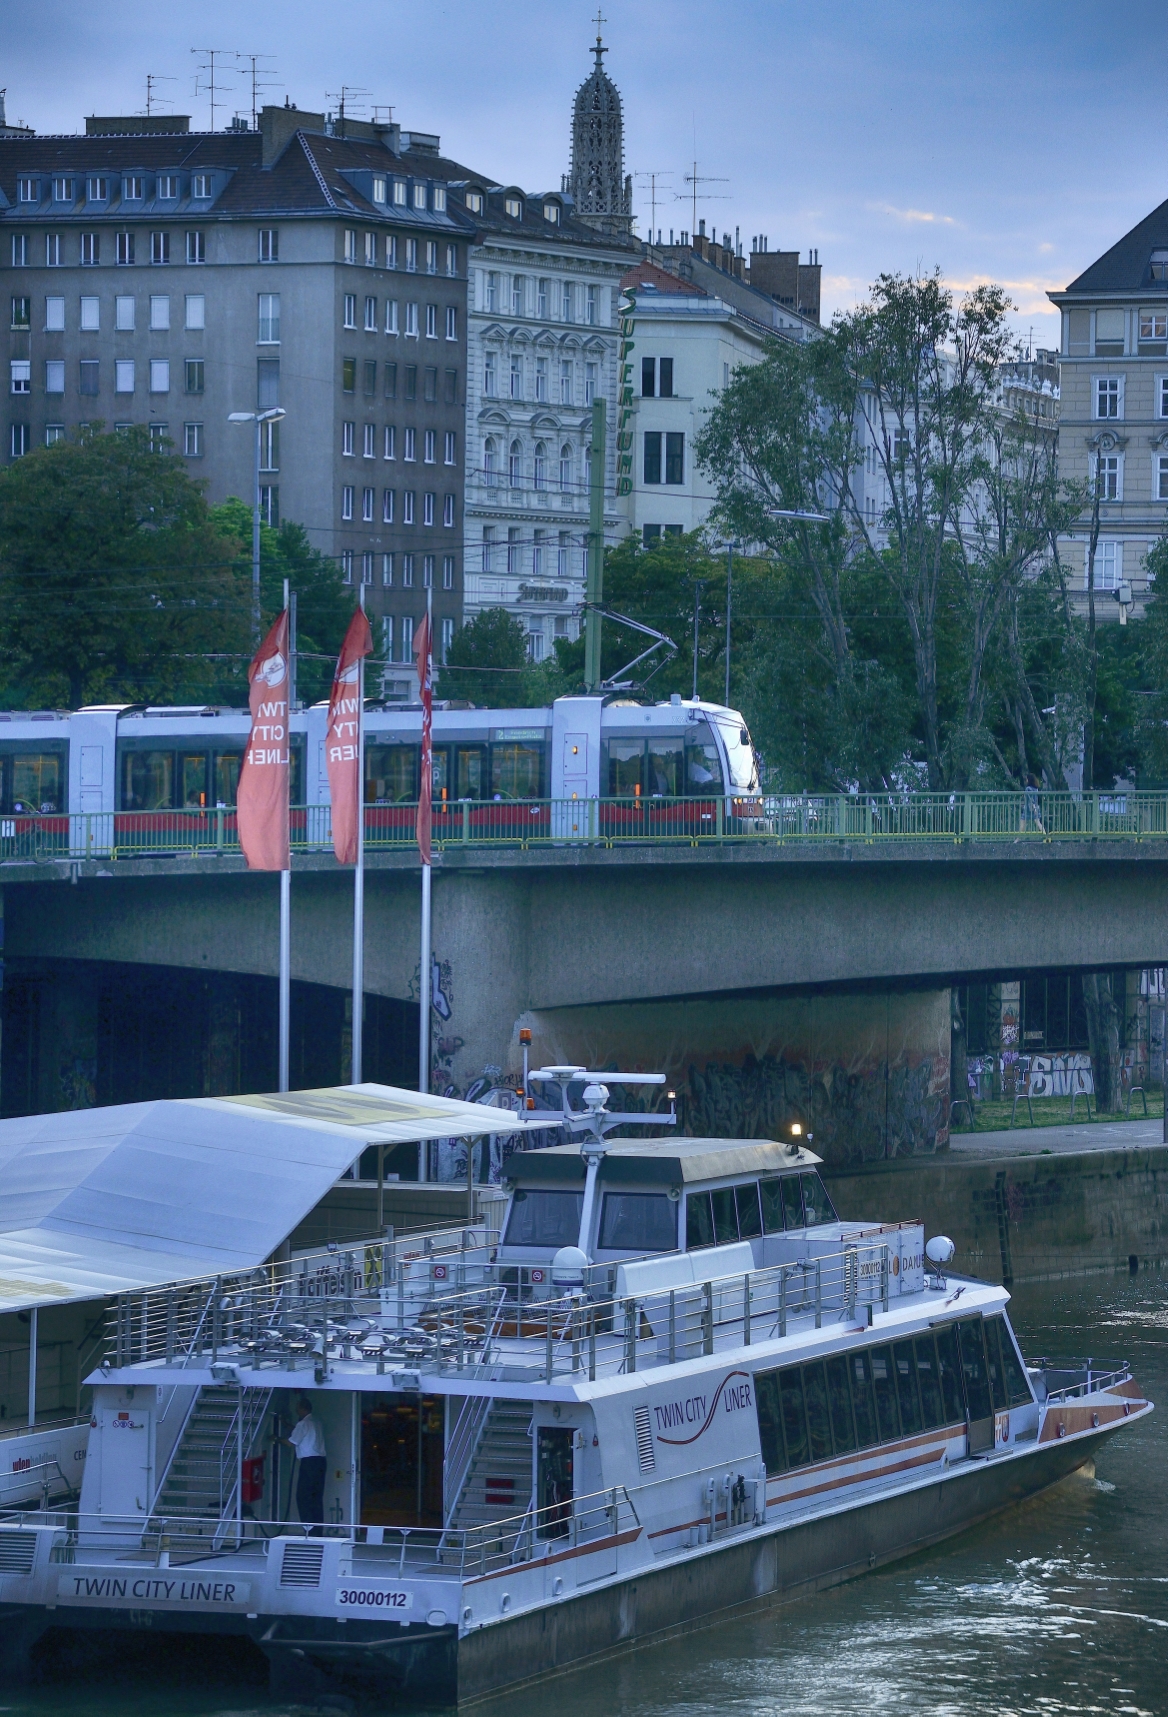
[715,718,759,792]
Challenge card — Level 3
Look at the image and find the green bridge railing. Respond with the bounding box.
[3,790,1167,864]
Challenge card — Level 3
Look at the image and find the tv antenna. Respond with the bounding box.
[326,86,372,132]
[143,74,176,117]
[634,170,673,243]
[237,53,279,129]
[191,48,236,132]
[679,160,729,235]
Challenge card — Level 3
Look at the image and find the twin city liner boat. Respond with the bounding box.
[0,1074,1151,1703]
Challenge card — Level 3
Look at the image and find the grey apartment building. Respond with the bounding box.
[0,106,474,675]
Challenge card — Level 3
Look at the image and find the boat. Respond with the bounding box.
[0,1073,1151,1704]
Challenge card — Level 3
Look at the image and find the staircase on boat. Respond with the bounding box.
[153,1384,272,1535]
[444,1399,533,1549]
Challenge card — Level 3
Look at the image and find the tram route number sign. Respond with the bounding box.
[336,1585,413,1612]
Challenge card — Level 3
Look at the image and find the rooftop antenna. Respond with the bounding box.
[325,86,371,133]
[679,157,729,236]
[143,73,177,117]
[634,170,673,243]
[191,48,236,132]
[237,53,279,130]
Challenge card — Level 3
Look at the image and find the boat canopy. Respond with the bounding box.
[503,1136,822,1188]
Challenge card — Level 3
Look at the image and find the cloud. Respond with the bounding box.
[943,271,1066,316]
[869,202,958,227]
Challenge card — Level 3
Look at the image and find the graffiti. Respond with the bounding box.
[59,1055,96,1111]
[1025,1053,1093,1098]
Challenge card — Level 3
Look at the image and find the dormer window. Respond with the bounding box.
[504,196,522,220]
[372,175,387,204]
[157,174,179,199]
[412,184,427,211]
[16,176,37,203]
[191,174,211,200]
[124,175,144,200]
[433,186,446,213]
[465,190,483,214]
[1152,249,1168,283]
[392,180,406,206]
[544,201,560,224]
[87,176,109,202]
[52,177,73,202]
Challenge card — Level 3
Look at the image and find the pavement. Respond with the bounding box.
[948,1116,1165,1160]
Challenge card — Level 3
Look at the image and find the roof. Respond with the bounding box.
[1054,197,1168,299]
[0,1083,533,1312]
[621,259,706,297]
[505,1136,821,1187]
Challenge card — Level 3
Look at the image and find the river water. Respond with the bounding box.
[10,1272,1168,1717]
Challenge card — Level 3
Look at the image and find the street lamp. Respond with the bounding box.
[229,407,287,642]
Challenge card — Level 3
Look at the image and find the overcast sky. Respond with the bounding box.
[4,0,1167,350]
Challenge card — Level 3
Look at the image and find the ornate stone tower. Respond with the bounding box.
[563,23,633,236]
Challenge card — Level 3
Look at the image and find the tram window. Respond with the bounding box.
[734,1181,762,1239]
[778,1367,809,1469]
[607,740,643,796]
[755,1369,786,1474]
[711,1186,738,1245]
[181,753,208,807]
[597,1192,676,1253]
[10,752,62,813]
[122,750,174,810]
[992,1316,1034,1406]
[455,745,485,799]
[914,1334,945,1429]
[214,752,242,806]
[781,1176,805,1230]
[366,744,418,802]
[685,742,723,794]
[759,1177,785,1235]
[430,747,450,799]
[685,1192,714,1250]
[503,1189,584,1249]
[646,739,683,796]
[869,1345,901,1441]
[934,1323,966,1424]
[825,1354,857,1454]
[957,1318,994,1423]
[492,741,543,799]
[983,1316,1011,1413]
[849,1351,879,1448]
[802,1361,833,1463]
[893,1340,923,1435]
[800,1173,838,1227]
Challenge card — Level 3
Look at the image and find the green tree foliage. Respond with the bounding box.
[437,607,566,707]
[0,428,246,709]
[1136,536,1168,784]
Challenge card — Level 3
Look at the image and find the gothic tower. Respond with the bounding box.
[563,25,633,236]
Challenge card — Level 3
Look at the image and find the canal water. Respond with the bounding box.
[9,1271,1168,1717]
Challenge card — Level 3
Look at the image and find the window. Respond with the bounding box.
[404,365,417,401]
[116,232,135,266]
[256,358,279,409]
[382,553,393,586]
[644,431,662,485]
[365,232,377,266]
[404,490,415,524]
[486,272,498,312]
[115,295,135,331]
[343,294,357,330]
[385,299,399,335]
[45,233,61,266]
[87,176,109,201]
[586,284,598,326]
[558,530,569,576]
[466,190,483,214]
[45,424,64,446]
[393,180,407,207]
[364,295,377,332]
[535,357,548,402]
[342,421,355,455]
[426,304,437,339]
[1159,377,1168,420]
[560,359,573,404]
[342,485,354,521]
[511,355,523,400]
[585,362,597,405]
[484,352,497,396]
[79,231,98,266]
[115,359,135,393]
[369,174,387,207]
[442,615,454,658]
[45,295,65,331]
[444,430,456,465]
[10,360,31,396]
[51,176,72,203]
[404,427,416,462]
[10,424,30,457]
[1140,309,1167,343]
[659,356,674,398]
[533,527,545,574]
[260,485,279,527]
[484,438,497,486]
[446,243,457,277]
[421,553,434,587]
[405,302,419,337]
[642,356,656,397]
[364,359,377,396]
[185,293,205,330]
[1095,376,1122,419]
[150,294,170,330]
[341,550,353,584]
[157,174,178,200]
[410,183,426,211]
[443,493,455,527]
[505,195,522,219]
[423,493,435,526]
[424,428,436,464]
[1095,308,1125,355]
[258,293,280,343]
[344,230,357,265]
[79,360,99,396]
[10,295,30,330]
[17,176,37,203]
[562,281,573,321]
[184,421,203,457]
[342,358,357,394]
[534,442,547,489]
[1094,452,1121,501]
[151,231,170,265]
[560,445,572,491]
[482,526,495,570]
[1157,454,1168,502]
[1152,250,1168,282]
[510,440,522,487]
[665,432,685,485]
[363,422,376,458]
[507,526,520,574]
[383,487,395,523]
[186,230,205,264]
[401,612,414,654]
[150,359,170,394]
[406,238,418,273]
[1089,540,1122,591]
[384,424,396,459]
[185,359,204,394]
[425,241,438,275]
[511,275,526,317]
[361,552,374,585]
[362,487,375,523]
[444,366,458,405]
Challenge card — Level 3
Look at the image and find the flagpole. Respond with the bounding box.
[417,589,433,1179]
[279,576,291,1092]
[352,586,366,1085]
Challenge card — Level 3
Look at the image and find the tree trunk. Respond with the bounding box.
[1083,972,1122,1113]
[950,989,971,1129]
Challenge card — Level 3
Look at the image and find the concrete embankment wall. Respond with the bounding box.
[825,1147,1168,1284]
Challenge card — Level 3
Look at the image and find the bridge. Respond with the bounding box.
[3,791,1166,1167]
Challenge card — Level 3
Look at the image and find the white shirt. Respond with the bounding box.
[289,1415,326,1460]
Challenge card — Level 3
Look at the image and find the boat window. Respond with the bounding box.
[685,739,723,794]
[800,1173,838,1227]
[779,1367,809,1469]
[597,1192,677,1253]
[455,745,485,799]
[759,1177,785,1234]
[367,744,418,803]
[914,1334,945,1429]
[491,740,543,799]
[9,751,63,814]
[957,1318,994,1423]
[781,1176,805,1230]
[992,1316,1035,1406]
[646,738,682,796]
[934,1323,966,1424]
[825,1354,857,1454]
[802,1361,833,1463]
[755,1369,786,1474]
[869,1345,901,1441]
[734,1182,762,1239]
[849,1351,879,1448]
[502,1188,583,1249]
[685,1192,714,1250]
[711,1186,738,1245]
[893,1340,923,1436]
[983,1315,1022,1412]
[606,739,643,796]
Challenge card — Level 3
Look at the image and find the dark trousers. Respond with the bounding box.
[296,1456,327,1530]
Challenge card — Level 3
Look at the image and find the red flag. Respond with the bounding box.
[237,610,290,871]
[414,610,432,866]
[326,608,373,864]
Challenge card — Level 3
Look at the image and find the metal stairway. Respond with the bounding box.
[153,1384,272,1535]
[444,1399,532,1543]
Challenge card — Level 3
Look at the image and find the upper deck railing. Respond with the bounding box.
[6,789,1168,865]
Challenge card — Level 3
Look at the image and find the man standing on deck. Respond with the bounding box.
[279,1396,327,1533]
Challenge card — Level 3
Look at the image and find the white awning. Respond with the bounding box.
[0,1083,530,1313]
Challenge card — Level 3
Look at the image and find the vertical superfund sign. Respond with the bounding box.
[237,609,290,871]
[616,287,636,497]
[326,608,373,865]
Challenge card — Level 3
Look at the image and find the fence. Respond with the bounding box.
[6,790,1168,865]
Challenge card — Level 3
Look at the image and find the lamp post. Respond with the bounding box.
[229,407,287,643]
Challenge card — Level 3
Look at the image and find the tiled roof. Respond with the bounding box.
[620,259,706,295]
[1057,197,1168,297]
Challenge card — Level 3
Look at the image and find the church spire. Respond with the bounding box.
[563,20,633,238]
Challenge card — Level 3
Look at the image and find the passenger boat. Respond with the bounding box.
[0,1076,1151,1704]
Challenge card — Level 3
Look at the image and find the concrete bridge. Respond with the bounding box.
[3,821,1166,1168]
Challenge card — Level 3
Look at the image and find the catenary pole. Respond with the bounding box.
[278,577,291,1091]
[351,584,366,1084]
[584,397,607,691]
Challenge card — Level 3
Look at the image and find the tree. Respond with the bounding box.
[437,607,560,707]
[0,428,246,709]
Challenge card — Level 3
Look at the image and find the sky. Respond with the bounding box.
[4,0,1168,352]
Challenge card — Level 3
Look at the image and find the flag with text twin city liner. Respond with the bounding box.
[237,610,290,871]
[414,610,433,865]
[326,608,374,864]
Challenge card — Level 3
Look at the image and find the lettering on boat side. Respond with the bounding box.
[57,1575,252,1607]
[654,1370,753,1445]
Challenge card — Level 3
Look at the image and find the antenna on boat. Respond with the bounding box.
[926,1234,956,1291]
[526,1067,675,1140]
